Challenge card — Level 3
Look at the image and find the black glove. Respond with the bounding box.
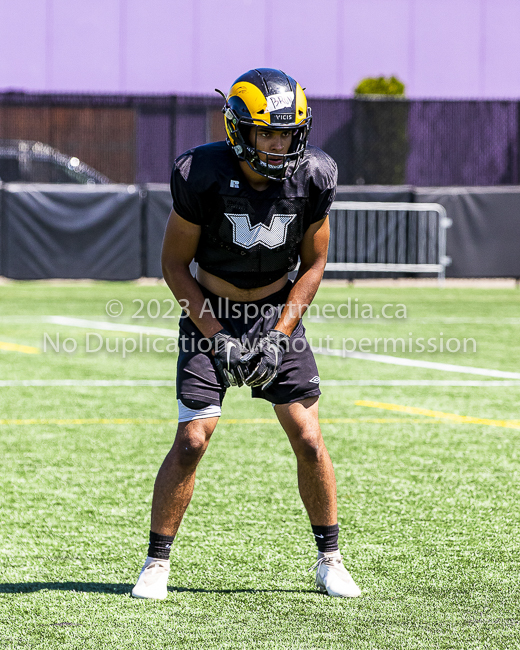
[210,331,246,388]
[243,329,291,390]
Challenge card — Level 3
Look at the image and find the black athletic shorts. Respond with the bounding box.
[176,282,321,407]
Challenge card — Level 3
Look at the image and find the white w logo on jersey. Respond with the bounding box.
[225,213,296,249]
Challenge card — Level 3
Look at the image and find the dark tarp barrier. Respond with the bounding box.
[144,184,171,277]
[1,183,519,280]
[144,183,198,279]
[415,187,520,278]
[3,184,142,280]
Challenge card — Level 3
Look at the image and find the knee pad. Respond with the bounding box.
[178,398,222,423]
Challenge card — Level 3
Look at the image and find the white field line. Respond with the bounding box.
[305,317,520,325]
[311,346,520,379]
[321,380,520,387]
[3,315,519,381]
[4,315,520,326]
[1,379,520,388]
[6,315,520,325]
[42,317,520,379]
[0,417,437,426]
[42,316,178,337]
[413,318,520,325]
[0,379,176,387]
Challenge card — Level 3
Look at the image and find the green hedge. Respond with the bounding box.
[354,76,405,96]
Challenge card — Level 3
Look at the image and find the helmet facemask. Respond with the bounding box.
[226,118,311,182]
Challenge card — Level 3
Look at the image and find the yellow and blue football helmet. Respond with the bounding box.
[217,68,312,181]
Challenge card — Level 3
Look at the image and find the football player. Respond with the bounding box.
[132,68,361,599]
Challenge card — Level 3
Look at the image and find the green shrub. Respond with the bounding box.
[354,76,405,96]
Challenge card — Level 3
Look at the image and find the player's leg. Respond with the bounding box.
[275,397,337,525]
[133,313,225,600]
[151,413,219,536]
[132,410,219,600]
[275,397,361,598]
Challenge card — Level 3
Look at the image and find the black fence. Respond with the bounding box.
[1,92,519,186]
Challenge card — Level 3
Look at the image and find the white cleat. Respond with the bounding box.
[309,551,362,598]
[131,556,170,600]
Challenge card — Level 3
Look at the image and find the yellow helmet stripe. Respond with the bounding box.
[228,80,272,125]
[294,83,308,125]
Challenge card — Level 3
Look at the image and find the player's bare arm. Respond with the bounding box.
[162,209,249,387]
[161,209,224,338]
[274,215,330,336]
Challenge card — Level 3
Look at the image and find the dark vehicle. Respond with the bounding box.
[0,140,111,184]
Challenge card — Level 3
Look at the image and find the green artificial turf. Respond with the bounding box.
[0,281,519,649]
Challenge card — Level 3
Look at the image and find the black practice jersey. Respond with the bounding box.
[170,141,337,289]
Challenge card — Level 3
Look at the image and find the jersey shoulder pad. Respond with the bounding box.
[173,141,233,192]
[303,145,338,191]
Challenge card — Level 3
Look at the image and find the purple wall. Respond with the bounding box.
[1,0,520,98]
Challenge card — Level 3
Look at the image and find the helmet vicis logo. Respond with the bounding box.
[225,213,296,249]
[272,113,295,122]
